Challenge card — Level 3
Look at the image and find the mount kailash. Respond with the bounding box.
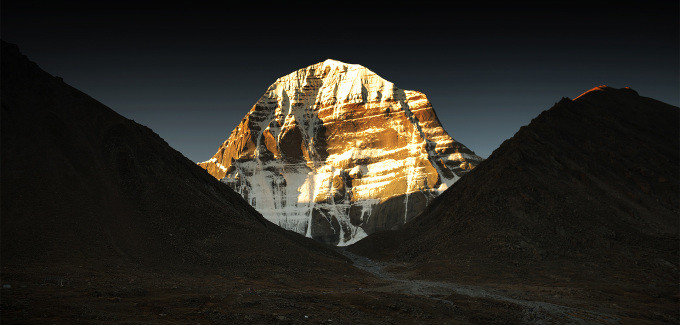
[199,59,482,245]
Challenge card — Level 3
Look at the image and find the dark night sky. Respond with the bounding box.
[3,1,678,161]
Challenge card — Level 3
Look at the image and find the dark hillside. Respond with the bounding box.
[0,40,352,274]
[351,86,679,322]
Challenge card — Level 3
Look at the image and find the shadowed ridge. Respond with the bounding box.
[0,40,352,272]
[350,86,679,320]
[355,86,679,257]
[572,85,640,101]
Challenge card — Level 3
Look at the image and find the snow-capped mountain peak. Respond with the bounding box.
[199,60,482,245]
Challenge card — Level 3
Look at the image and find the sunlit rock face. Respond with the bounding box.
[199,59,482,245]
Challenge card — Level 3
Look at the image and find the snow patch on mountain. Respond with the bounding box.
[200,59,482,245]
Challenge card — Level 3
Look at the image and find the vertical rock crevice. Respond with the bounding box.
[199,59,482,245]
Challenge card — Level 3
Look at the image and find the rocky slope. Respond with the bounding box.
[350,86,679,322]
[200,59,482,245]
[0,41,355,275]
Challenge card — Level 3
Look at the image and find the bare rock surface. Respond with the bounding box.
[200,59,482,245]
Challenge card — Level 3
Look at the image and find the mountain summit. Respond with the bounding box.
[200,59,482,245]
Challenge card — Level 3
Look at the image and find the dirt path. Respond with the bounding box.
[338,248,620,324]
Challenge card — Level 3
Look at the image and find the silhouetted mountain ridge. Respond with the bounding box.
[351,85,678,278]
[0,40,351,273]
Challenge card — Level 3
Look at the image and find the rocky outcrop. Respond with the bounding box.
[199,59,482,245]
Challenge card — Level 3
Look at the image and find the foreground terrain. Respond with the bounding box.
[2,254,631,324]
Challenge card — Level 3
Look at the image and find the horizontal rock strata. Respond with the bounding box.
[200,59,481,245]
